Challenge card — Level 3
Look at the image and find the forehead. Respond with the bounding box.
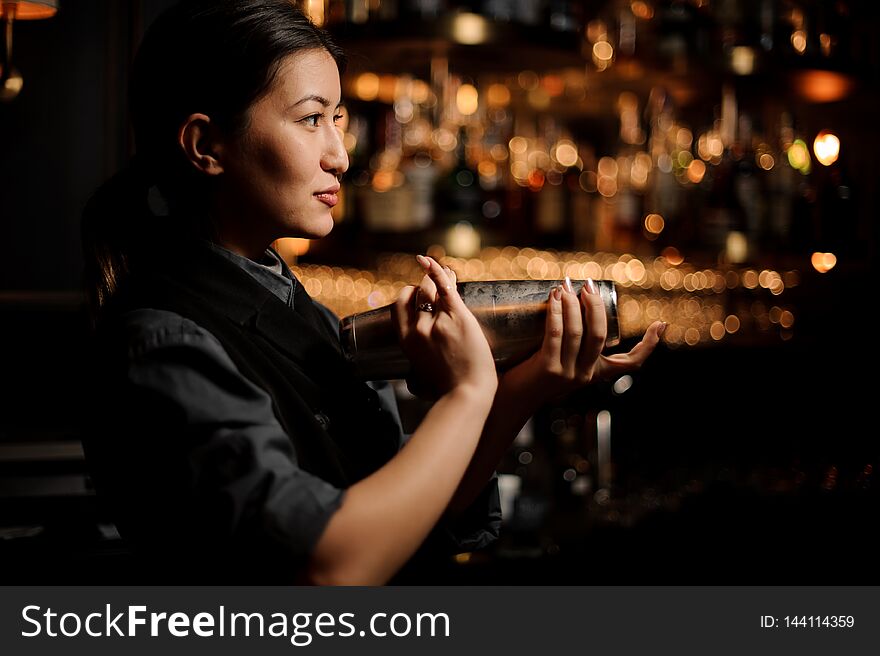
[266,49,341,106]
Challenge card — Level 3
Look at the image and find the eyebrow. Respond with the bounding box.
[290,94,345,110]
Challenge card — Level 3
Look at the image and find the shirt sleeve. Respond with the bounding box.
[92,308,345,569]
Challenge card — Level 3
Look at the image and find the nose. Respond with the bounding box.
[322,125,349,177]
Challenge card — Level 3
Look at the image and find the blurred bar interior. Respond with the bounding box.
[1,0,878,583]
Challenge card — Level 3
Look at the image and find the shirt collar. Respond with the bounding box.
[205,241,297,309]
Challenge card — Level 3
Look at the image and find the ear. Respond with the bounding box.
[178,113,226,176]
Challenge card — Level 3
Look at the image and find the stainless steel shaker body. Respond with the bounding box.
[340,280,619,380]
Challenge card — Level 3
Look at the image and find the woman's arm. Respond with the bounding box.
[306,385,494,585]
[307,256,498,585]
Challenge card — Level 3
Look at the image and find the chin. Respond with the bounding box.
[308,217,335,239]
[285,213,335,240]
[315,212,337,237]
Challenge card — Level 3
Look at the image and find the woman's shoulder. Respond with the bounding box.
[119,306,213,339]
[101,306,228,362]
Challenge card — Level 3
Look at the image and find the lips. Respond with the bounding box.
[314,185,340,208]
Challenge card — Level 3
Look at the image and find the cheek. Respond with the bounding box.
[255,142,302,184]
[281,159,320,207]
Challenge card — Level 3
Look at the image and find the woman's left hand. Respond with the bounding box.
[501,278,666,403]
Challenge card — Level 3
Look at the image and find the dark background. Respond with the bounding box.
[1,1,877,584]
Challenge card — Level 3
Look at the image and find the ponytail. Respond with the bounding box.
[80,156,155,322]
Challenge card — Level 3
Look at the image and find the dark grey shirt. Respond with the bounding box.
[115,243,498,562]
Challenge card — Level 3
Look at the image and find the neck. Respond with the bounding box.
[208,203,272,262]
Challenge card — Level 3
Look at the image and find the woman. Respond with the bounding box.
[82,0,665,585]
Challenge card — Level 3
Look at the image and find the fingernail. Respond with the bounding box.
[563,276,574,293]
[416,254,430,270]
[658,321,668,337]
[552,286,563,301]
[586,278,599,295]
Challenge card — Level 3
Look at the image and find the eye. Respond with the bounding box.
[333,113,344,124]
[300,114,322,127]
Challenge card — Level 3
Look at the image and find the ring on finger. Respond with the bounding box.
[417,302,435,313]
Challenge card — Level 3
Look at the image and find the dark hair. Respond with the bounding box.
[81,0,345,317]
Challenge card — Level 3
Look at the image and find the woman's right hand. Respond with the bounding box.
[393,255,497,401]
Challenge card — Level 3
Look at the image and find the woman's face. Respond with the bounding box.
[216,48,348,255]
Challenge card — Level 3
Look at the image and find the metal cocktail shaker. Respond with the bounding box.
[340,280,620,380]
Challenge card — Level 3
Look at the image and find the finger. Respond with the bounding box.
[393,285,418,341]
[598,321,666,377]
[444,265,457,287]
[560,277,583,372]
[416,255,465,312]
[541,286,564,364]
[576,279,607,374]
[414,273,439,333]
[417,273,438,302]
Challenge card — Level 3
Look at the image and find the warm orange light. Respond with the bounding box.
[724,315,741,334]
[586,20,607,43]
[541,75,565,97]
[1,1,58,20]
[593,41,613,61]
[686,159,706,183]
[304,0,324,26]
[593,41,614,70]
[792,70,854,103]
[456,84,479,116]
[644,213,665,234]
[377,75,397,104]
[596,175,617,197]
[410,79,431,104]
[726,231,748,263]
[813,131,840,166]
[508,136,528,155]
[486,83,511,108]
[371,170,395,192]
[730,46,756,75]
[354,73,379,101]
[452,12,488,45]
[477,160,497,178]
[597,156,618,178]
[527,169,545,191]
[273,238,310,262]
[553,141,579,167]
[630,1,653,19]
[661,246,683,266]
[811,252,837,273]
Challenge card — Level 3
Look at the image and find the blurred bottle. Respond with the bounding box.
[436,127,485,256]
[547,0,580,33]
[345,0,370,24]
[437,127,483,224]
[482,0,515,22]
[325,0,347,26]
[401,0,447,20]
